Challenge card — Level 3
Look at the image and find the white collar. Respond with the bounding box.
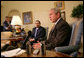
[36,28,39,29]
[55,17,61,25]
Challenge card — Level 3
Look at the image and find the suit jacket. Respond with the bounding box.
[46,18,72,50]
[31,26,46,42]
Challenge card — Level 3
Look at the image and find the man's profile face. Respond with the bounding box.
[35,21,40,28]
[49,10,59,23]
[6,17,10,22]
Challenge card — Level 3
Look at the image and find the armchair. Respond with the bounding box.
[54,19,83,57]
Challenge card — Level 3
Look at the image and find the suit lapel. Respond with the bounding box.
[50,18,63,34]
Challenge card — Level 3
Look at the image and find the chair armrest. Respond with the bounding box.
[54,45,80,54]
[70,51,78,57]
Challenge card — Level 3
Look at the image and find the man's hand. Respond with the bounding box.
[29,38,35,42]
[33,42,41,49]
[6,27,10,30]
[6,27,9,30]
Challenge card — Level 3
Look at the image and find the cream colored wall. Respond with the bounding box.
[1,1,83,34]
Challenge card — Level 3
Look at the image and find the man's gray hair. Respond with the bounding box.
[51,8,61,16]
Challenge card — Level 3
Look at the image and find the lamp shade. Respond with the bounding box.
[11,16,23,25]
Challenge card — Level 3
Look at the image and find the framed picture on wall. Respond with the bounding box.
[61,11,66,20]
[54,1,65,10]
[22,11,33,24]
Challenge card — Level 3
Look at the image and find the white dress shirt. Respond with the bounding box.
[55,17,61,25]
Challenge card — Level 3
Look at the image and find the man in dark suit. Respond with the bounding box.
[45,8,72,50]
[33,8,72,50]
[29,20,46,45]
[3,16,12,31]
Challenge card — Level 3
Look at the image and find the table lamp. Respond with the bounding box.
[11,16,23,36]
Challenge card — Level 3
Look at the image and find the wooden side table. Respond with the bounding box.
[8,37,24,46]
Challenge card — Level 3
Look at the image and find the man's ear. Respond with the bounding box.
[57,12,60,18]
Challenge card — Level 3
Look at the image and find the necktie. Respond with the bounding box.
[51,24,55,32]
[35,28,38,37]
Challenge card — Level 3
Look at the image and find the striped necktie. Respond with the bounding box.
[51,24,55,32]
[34,28,38,37]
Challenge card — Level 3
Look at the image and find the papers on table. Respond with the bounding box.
[33,49,40,55]
[1,48,26,57]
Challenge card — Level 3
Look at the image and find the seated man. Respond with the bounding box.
[29,20,46,45]
[3,16,12,31]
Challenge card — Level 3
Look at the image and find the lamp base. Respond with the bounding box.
[13,25,21,37]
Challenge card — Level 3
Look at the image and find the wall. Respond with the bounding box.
[1,1,83,34]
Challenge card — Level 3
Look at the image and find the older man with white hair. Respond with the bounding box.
[45,8,72,50]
